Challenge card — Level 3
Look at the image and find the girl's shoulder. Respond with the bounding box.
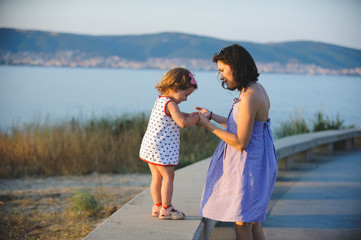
[155,96,174,117]
[156,96,172,104]
[158,95,172,100]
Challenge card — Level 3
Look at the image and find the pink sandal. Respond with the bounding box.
[152,204,161,217]
[159,205,185,220]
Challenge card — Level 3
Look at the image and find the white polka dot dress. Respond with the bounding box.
[139,96,180,166]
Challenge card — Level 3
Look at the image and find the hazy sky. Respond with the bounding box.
[0,0,360,50]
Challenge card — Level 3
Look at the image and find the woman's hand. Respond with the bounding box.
[196,106,227,128]
[195,107,211,120]
[197,112,212,129]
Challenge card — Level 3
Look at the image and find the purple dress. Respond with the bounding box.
[200,98,278,222]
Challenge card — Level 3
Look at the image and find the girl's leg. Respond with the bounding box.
[156,165,175,207]
[252,222,265,240]
[148,163,162,205]
[235,222,252,240]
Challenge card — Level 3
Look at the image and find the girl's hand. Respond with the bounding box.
[189,112,199,117]
[195,107,211,120]
[190,112,200,124]
[197,112,212,128]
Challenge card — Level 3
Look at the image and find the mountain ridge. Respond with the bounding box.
[1,28,360,73]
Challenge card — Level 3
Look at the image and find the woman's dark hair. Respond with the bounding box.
[213,44,259,91]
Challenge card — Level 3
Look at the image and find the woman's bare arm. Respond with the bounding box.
[196,94,258,151]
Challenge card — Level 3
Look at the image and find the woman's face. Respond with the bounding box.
[217,61,237,89]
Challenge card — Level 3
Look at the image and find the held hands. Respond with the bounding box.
[189,112,199,118]
[186,112,200,127]
[195,107,211,119]
[195,107,212,128]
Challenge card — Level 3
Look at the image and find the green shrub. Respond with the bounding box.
[312,111,344,132]
[275,110,354,139]
[274,110,309,139]
[71,190,98,211]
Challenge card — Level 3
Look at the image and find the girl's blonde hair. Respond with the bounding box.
[155,67,198,94]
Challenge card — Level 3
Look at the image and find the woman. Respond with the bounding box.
[196,44,278,240]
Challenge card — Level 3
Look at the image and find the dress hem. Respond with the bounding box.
[139,157,178,167]
[201,214,266,223]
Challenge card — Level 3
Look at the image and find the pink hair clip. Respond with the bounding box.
[189,73,196,85]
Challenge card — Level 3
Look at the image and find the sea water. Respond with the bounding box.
[0,66,360,131]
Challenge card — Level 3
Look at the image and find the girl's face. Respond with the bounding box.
[170,87,194,104]
[217,61,237,89]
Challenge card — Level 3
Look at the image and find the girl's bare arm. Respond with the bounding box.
[167,101,199,128]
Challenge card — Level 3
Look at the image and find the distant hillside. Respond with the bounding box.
[1,28,361,71]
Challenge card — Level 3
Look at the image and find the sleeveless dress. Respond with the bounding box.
[200,94,278,222]
[139,96,180,166]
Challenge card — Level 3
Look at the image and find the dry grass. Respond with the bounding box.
[0,175,149,239]
[0,114,219,178]
[0,115,149,177]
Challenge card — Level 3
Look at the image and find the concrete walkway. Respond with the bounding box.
[209,148,361,240]
[84,158,211,240]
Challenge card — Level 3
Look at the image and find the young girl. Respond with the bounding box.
[139,67,199,220]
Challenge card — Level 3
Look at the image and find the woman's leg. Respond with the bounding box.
[235,222,265,240]
[156,165,175,207]
[235,222,252,240]
[252,222,265,240]
[148,163,162,205]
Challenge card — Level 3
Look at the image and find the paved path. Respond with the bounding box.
[209,149,361,240]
